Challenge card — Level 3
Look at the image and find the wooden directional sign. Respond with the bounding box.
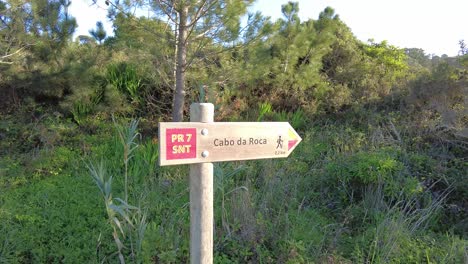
[159,122,302,166]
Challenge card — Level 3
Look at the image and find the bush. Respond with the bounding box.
[324,149,422,205]
[0,168,112,262]
[106,62,142,103]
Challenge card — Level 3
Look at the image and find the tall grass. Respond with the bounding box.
[114,118,140,202]
[88,118,148,263]
[357,180,451,263]
[1,112,466,262]
[214,163,247,237]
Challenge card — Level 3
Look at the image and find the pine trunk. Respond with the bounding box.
[172,5,188,122]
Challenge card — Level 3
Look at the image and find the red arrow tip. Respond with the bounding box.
[288,140,299,151]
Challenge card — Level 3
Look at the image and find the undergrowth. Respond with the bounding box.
[0,107,466,263]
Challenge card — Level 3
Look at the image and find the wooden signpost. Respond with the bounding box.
[159,103,302,264]
[159,122,301,166]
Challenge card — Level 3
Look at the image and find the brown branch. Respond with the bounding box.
[0,46,26,64]
[156,0,178,25]
[186,0,209,28]
[186,0,219,40]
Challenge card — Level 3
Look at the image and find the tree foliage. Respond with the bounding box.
[0,0,76,109]
[89,21,107,44]
[1,1,467,263]
[106,0,257,120]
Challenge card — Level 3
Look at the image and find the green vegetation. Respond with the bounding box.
[1,0,466,263]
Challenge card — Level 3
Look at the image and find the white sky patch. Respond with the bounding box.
[69,0,114,38]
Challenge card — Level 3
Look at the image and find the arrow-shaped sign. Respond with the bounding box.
[159,122,302,166]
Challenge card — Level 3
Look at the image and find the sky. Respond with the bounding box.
[69,0,468,56]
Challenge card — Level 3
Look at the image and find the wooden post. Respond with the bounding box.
[189,103,214,264]
[159,104,302,263]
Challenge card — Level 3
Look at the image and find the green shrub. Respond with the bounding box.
[290,108,307,130]
[106,62,142,103]
[0,170,112,262]
[324,148,424,208]
[71,101,94,125]
[257,102,273,121]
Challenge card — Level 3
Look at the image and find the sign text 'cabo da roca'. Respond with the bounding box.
[159,122,302,166]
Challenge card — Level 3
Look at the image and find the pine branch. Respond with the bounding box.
[0,46,26,64]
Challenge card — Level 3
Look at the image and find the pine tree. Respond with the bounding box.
[103,0,255,121]
[0,0,76,104]
[89,21,107,44]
